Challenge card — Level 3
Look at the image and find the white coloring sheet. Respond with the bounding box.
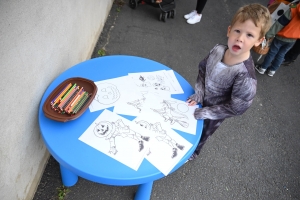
[89,76,135,112]
[133,117,192,175]
[139,94,198,135]
[127,70,184,95]
[78,109,151,171]
[113,90,170,117]
[164,70,184,94]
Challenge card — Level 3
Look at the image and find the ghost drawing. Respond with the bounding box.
[94,83,120,105]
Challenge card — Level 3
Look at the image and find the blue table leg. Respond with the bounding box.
[134,181,153,200]
[59,164,78,187]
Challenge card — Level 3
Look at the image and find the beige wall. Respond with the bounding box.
[0,0,113,199]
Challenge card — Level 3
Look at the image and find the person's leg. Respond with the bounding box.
[283,39,300,64]
[195,0,207,14]
[186,0,207,24]
[256,37,282,74]
[193,118,225,156]
[261,38,282,70]
[268,41,295,73]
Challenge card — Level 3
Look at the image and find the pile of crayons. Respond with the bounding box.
[51,83,91,115]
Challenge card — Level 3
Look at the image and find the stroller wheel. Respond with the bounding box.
[129,0,138,9]
[162,13,167,22]
[159,13,163,21]
[167,12,171,18]
[170,10,176,18]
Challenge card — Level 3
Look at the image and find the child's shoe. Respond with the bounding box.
[255,64,266,74]
[188,152,197,161]
[267,70,275,77]
[184,10,197,19]
[187,14,202,24]
[281,60,294,66]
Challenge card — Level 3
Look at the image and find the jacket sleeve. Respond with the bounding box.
[193,73,257,120]
[266,8,292,39]
[188,55,208,105]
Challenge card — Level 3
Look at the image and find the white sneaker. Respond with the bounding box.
[255,64,266,74]
[187,14,202,24]
[267,70,275,77]
[184,10,197,20]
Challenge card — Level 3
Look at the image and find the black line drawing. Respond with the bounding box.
[135,120,184,158]
[132,74,170,91]
[151,100,189,128]
[94,119,150,155]
[126,91,147,113]
[93,82,120,105]
[153,75,170,91]
[137,75,152,87]
[127,98,145,113]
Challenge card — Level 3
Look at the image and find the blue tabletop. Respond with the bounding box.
[38,55,203,186]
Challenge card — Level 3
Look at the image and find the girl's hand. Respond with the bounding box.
[186,98,197,106]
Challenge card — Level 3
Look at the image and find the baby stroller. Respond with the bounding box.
[129,0,176,22]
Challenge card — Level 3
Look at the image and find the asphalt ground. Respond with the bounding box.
[33,0,300,199]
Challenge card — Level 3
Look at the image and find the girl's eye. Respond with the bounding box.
[247,34,254,37]
[235,30,240,33]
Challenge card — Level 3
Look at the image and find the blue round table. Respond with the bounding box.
[38,55,203,200]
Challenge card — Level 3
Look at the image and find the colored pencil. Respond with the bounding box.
[51,83,72,106]
[72,93,89,114]
[51,83,71,105]
[64,87,84,113]
[62,87,81,111]
[71,92,89,113]
[58,85,78,110]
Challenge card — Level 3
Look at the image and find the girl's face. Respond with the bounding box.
[227,19,264,59]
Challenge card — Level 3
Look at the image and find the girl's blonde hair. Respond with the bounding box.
[231,4,271,38]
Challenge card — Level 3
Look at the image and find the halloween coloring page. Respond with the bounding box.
[139,95,198,135]
[89,76,136,112]
[134,118,192,175]
[79,109,151,170]
[113,90,170,117]
[128,70,184,95]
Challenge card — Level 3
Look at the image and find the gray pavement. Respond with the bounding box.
[33,0,300,199]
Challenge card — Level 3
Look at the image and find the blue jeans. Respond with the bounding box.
[284,39,300,62]
[261,37,295,71]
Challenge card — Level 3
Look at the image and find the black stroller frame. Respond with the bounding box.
[129,0,176,22]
